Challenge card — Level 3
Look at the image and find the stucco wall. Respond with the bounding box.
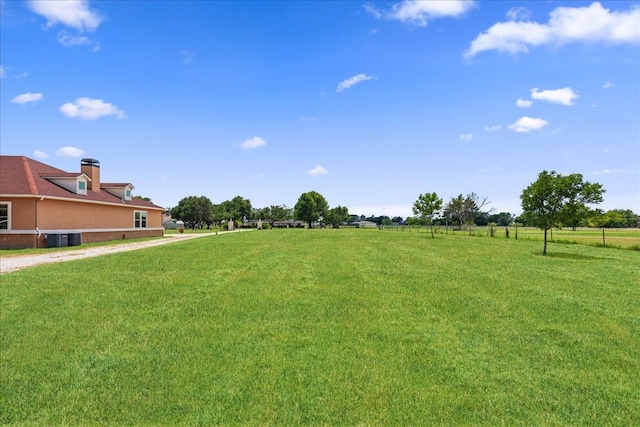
[4,198,37,230]
[37,198,162,229]
[0,196,164,248]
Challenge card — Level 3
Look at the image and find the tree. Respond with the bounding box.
[412,192,442,238]
[601,209,640,228]
[211,202,230,225]
[294,191,329,228]
[219,196,252,224]
[444,193,491,233]
[324,206,351,227]
[365,215,391,225]
[520,170,605,255]
[485,212,515,226]
[250,205,291,225]
[170,196,213,229]
[561,177,594,231]
[587,208,637,246]
[474,211,490,226]
[476,211,513,226]
[487,222,497,237]
[252,206,271,221]
[271,205,294,223]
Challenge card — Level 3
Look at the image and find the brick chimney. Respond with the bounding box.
[81,158,100,192]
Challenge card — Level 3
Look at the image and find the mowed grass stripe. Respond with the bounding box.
[1,229,639,425]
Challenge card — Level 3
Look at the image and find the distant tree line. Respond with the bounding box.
[168,191,351,230]
[167,172,638,245]
[169,195,292,229]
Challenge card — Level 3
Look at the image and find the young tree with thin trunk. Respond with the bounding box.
[412,192,442,238]
[520,170,605,255]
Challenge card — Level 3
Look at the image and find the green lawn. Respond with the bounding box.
[388,225,640,249]
[1,229,639,425]
[493,226,640,249]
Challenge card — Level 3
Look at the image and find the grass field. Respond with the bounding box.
[1,229,639,425]
[382,225,640,250]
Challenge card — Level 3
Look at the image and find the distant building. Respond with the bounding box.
[0,156,164,248]
[353,221,378,228]
[272,219,306,228]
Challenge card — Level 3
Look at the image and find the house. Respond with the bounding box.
[353,221,378,228]
[272,219,306,228]
[0,156,164,249]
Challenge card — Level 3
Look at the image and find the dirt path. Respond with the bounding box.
[0,231,246,274]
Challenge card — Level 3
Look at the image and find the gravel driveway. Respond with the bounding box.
[0,231,244,274]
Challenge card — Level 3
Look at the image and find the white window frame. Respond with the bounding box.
[134,210,148,228]
[77,180,87,195]
[125,188,132,201]
[0,202,11,230]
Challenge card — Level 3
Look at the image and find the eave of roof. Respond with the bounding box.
[0,155,163,210]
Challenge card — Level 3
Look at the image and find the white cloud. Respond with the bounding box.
[477,166,501,173]
[336,74,374,93]
[516,98,532,108]
[57,31,92,47]
[484,124,502,132]
[593,169,622,175]
[11,92,43,105]
[33,150,48,159]
[306,165,328,176]
[56,146,85,158]
[0,65,5,79]
[508,116,549,133]
[466,2,640,57]
[366,0,475,27]
[460,133,474,141]
[59,97,125,120]
[506,7,531,21]
[181,50,194,66]
[235,136,266,150]
[603,81,615,89]
[531,87,578,106]
[28,0,102,32]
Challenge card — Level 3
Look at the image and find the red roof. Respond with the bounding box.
[0,156,163,210]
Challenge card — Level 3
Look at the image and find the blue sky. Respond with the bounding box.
[1,0,639,218]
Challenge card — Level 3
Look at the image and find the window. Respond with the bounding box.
[134,211,147,228]
[78,180,87,195]
[125,189,131,201]
[0,202,10,230]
